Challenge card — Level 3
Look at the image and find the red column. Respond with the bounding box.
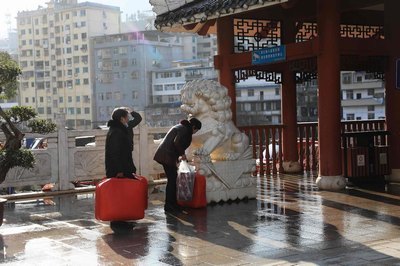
[281,19,300,172]
[216,17,236,123]
[385,0,400,180]
[316,0,344,188]
[281,67,300,172]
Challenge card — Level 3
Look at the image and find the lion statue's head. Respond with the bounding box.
[180,80,232,123]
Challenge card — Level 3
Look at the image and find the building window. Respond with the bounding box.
[76,108,81,114]
[68,96,72,103]
[132,91,138,99]
[356,93,362,99]
[356,76,362,82]
[248,89,254,97]
[275,88,280,95]
[76,96,80,102]
[154,85,163,91]
[368,106,375,111]
[25,97,29,103]
[346,114,355,120]
[168,96,176,102]
[155,96,162,103]
[165,84,175,91]
[368,89,374,96]
[131,71,139,79]
[68,108,74,115]
[346,90,354,99]
[38,107,44,114]
[84,107,90,114]
[343,73,352,84]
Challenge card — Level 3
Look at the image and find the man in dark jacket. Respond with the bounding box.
[105,107,142,233]
[105,107,141,178]
[154,117,202,213]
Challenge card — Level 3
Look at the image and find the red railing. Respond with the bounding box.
[240,119,386,175]
[298,122,318,171]
[239,125,284,175]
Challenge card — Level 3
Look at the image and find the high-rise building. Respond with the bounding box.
[91,31,188,127]
[17,0,120,129]
[148,59,217,127]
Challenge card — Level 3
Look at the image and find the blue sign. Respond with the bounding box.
[252,45,286,65]
[396,58,400,89]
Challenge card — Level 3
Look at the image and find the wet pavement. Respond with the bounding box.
[1,174,400,265]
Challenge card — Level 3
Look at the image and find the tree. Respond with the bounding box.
[0,52,56,183]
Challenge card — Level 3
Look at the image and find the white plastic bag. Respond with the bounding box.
[176,161,195,201]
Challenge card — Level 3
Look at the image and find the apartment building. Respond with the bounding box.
[17,0,120,129]
[297,79,318,122]
[196,35,217,60]
[147,60,217,127]
[92,31,193,126]
[341,71,385,120]
[235,78,282,126]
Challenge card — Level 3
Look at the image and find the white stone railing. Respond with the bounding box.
[0,114,170,191]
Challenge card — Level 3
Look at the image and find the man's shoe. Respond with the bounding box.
[110,221,135,234]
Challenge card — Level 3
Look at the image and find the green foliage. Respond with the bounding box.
[0,52,21,100]
[28,119,57,134]
[0,149,35,169]
[4,106,37,123]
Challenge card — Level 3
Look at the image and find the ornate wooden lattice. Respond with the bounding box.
[296,72,318,84]
[233,18,281,52]
[296,22,318,42]
[295,22,385,42]
[341,56,386,80]
[340,24,384,39]
[235,69,282,84]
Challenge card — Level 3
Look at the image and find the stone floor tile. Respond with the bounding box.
[2,174,400,265]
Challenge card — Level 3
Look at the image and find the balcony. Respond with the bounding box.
[185,73,203,80]
[341,97,384,106]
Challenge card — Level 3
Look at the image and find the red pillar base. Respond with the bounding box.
[282,161,302,173]
[387,169,400,183]
[316,175,346,191]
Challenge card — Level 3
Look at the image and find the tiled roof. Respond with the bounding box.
[154,0,285,30]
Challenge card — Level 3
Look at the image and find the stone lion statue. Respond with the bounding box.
[180,80,252,161]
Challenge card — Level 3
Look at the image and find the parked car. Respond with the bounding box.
[75,136,96,147]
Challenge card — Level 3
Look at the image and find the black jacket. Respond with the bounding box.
[153,120,193,167]
[105,120,136,178]
[127,111,142,151]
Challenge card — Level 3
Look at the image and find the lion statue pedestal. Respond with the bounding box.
[181,80,256,203]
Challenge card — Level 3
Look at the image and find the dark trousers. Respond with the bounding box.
[162,164,178,206]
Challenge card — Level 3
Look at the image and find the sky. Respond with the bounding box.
[0,0,153,38]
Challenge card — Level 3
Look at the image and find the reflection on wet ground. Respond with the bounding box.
[1,173,400,265]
